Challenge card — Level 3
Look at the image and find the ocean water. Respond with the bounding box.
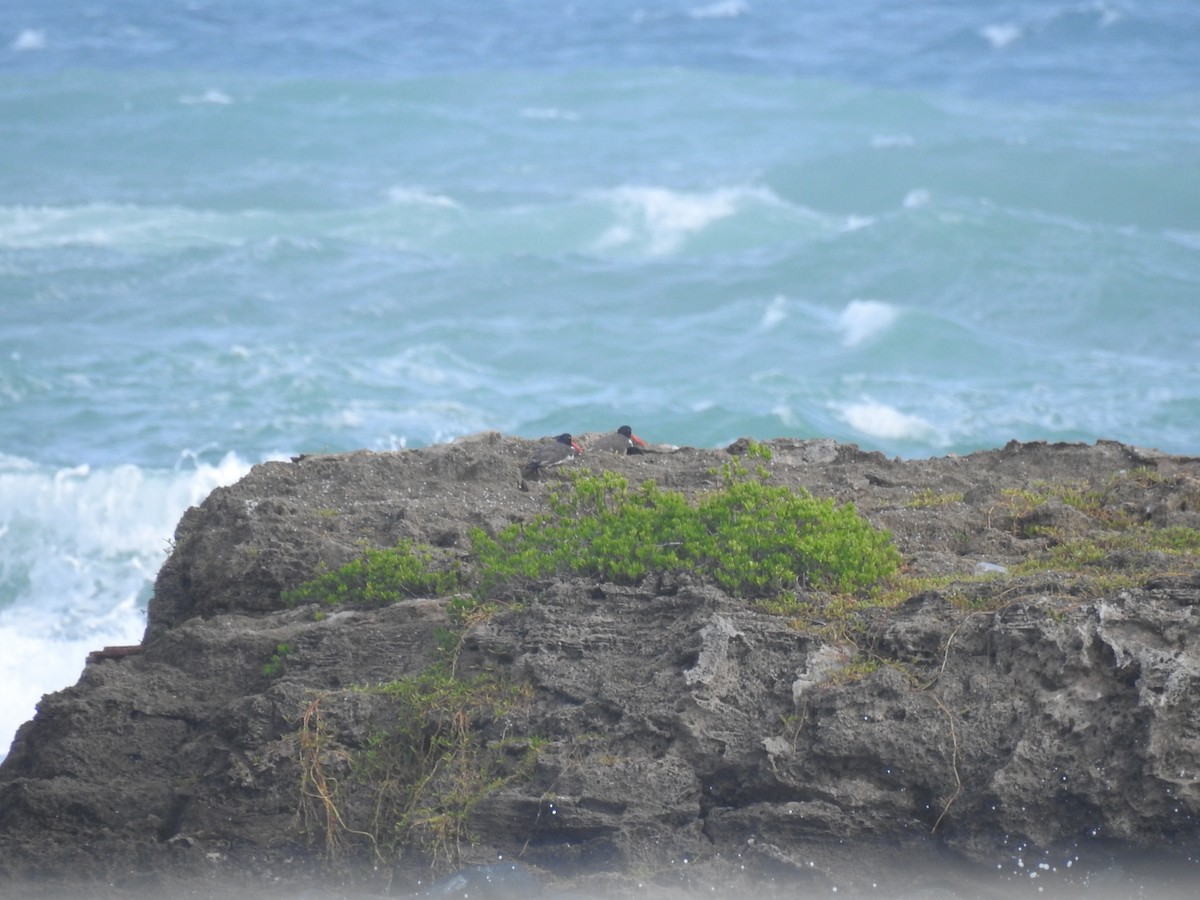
[2,1,1199,770]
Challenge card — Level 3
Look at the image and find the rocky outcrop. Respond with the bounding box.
[1,435,1199,898]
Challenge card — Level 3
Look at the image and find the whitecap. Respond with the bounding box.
[11,29,45,51]
[838,399,938,442]
[980,23,1022,49]
[519,107,581,122]
[595,224,634,249]
[372,345,486,390]
[903,189,931,210]
[871,134,915,149]
[760,295,787,331]
[334,407,366,429]
[689,1,749,20]
[837,300,899,347]
[592,185,758,256]
[180,88,233,105]
[1164,230,1200,251]
[1096,3,1122,28]
[0,203,251,251]
[385,186,460,209]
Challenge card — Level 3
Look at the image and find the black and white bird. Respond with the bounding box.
[524,433,584,471]
[586,425,647,455]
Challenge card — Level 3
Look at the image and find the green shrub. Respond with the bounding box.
[469,459,899,598]
[283,539,461,608]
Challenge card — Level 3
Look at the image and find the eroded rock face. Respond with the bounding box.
[1,436,1199,897]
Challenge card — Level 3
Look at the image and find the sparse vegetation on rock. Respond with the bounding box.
[298,668,537,870]
[275,443,901,870]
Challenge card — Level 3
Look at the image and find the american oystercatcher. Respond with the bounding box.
[524,433,585,471]
[586,425,647,454]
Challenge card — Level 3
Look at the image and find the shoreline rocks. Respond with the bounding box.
[2,435,1199,897]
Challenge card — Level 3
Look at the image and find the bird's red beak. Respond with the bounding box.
[630,434,646,446]
[572,440,585,453]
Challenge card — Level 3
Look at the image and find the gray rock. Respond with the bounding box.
[2,435,1199,898]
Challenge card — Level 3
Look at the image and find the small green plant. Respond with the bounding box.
[826,655,883,685]
[1126,466,1166,487]
[745,440,774,462]
[1043,539,1108,569]
[994,478,1140,533]
[1015,524,1200,578]
[1152,526,1200,552]
[262,642,291,678]
[906,489,964,508]
[753,594,808,617]
[283,540,462,608]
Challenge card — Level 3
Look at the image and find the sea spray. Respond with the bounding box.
[0,452,252,756]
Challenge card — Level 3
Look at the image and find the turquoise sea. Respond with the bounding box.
[2,1,1198,765]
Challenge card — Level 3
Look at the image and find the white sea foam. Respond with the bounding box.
[871,134,915,149]
[594,186,738,255]
[1095,2,1122,28]
[837,300,899,347]
[591,185,778,256]
[838,399,938,442]
[519,107,581,122]
[903,189,931,210]
[0,203,254,250]
[1164,229,1200,251]
[689,1,749,20]
[385,186,460,209]
[180,88,233,105]
[980,23,1023,49]
[759,295,788,331]
[373,345,487,389]
[11,29,45,51]
[0,452,252,759]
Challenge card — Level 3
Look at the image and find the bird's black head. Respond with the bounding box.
[616,425,633,437]
[554,433,574,444]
